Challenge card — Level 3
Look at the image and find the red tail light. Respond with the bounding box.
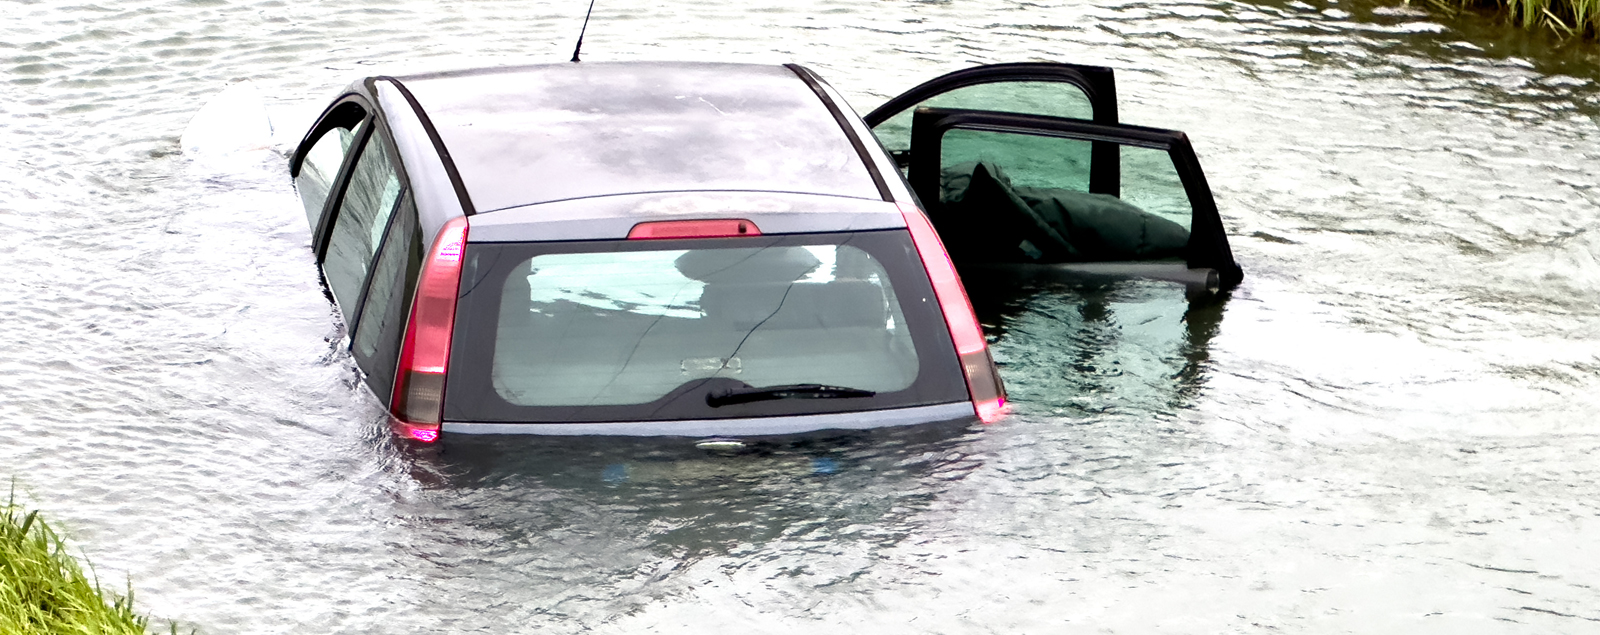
[390,216,469,442]
[897,201,1008,423]
[627,219,761,239]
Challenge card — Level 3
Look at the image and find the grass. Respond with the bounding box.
[1,496,151,635]
[1413,0,1600,37]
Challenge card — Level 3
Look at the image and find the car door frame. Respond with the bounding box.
[865,62,1122,196]
[907,107,1242,289]
[291,94,377,261]
[863,62,1119,127]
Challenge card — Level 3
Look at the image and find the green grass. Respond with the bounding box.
[1,497,150,635]
[1415,0,1600,37]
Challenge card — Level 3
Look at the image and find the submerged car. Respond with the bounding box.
[288,61,1239,443]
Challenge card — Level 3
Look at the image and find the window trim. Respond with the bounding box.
[310,117,376,263]
[291,96,372,259]
[866,63,1123,196]
[863,62,1120,129]
[289,95,370,178]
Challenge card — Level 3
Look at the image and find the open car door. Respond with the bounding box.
[866,63,1242,292]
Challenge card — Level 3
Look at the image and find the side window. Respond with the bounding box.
[1120,146,1192,232]
[292,102,367,232]
[872,82,1095,165]
[935,129,1190,232]
[915,116,1194,264]
[353,200,422,399]
[324,127,403,326]
[939,127,1092,195]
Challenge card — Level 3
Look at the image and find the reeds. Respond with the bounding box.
[1415,0,1600,37]
[1,497,149,635]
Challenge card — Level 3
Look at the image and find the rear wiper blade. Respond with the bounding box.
[706,383,876,407]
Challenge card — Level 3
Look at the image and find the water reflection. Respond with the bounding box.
[963,268,1229,416]
[1233,0,1600,87]
[409,419,984,561]
[349,421,997,629]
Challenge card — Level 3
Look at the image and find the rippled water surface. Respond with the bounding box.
[4,0,1600,632]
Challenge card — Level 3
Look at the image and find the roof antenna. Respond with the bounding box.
[570,0,596,62]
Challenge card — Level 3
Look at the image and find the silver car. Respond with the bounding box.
[288,61,1238,444]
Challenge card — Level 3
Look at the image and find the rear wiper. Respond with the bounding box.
[706,383,876,407]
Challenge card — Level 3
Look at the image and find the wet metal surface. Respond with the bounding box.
[3,0,1599,632]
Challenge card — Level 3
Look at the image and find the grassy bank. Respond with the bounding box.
[1,498,150,635]
[1418,0,1600,37]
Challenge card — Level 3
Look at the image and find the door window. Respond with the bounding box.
[939,127,1093,195]
[324,127,403,326]
[936,128,1191,234]
[873,81,1096,162]
[911,110,1221,266]
[353,201,422,398]
[292,102,366,232]
[1119,145,1192,231]
[865,63,1117,173]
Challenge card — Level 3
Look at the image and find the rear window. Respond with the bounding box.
[443,230,968,424]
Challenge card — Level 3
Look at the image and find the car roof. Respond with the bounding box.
[389,62,887,215]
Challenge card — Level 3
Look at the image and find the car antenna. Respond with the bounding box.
[570,0,596,62]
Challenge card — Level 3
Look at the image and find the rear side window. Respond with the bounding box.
[443,230,969,423]
[323,128,403,325]
[352,200,422,399]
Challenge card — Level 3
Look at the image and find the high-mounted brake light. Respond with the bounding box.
[897,201,1008,423]
[390,216,469,442]
[627,219,761,240]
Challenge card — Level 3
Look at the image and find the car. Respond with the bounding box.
[288,61,1240,444]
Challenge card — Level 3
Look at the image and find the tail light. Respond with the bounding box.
[390,216,469,442]
[897,201,1008,423]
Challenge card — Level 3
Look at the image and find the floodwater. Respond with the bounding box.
[4,0,1600,632]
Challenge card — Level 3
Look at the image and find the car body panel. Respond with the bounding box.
[466,192,906,243]
[390,62,885,213]
[442,402,975,437]
[374,79,465,244]
[796,65,917,204]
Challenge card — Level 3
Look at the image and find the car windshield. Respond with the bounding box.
[443,230,968,423]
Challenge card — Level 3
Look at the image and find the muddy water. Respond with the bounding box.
[3,0,1599,632]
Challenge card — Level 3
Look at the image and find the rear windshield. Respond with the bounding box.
[443,230,969,423]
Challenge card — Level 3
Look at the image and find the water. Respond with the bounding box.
[4,0,1599,631]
